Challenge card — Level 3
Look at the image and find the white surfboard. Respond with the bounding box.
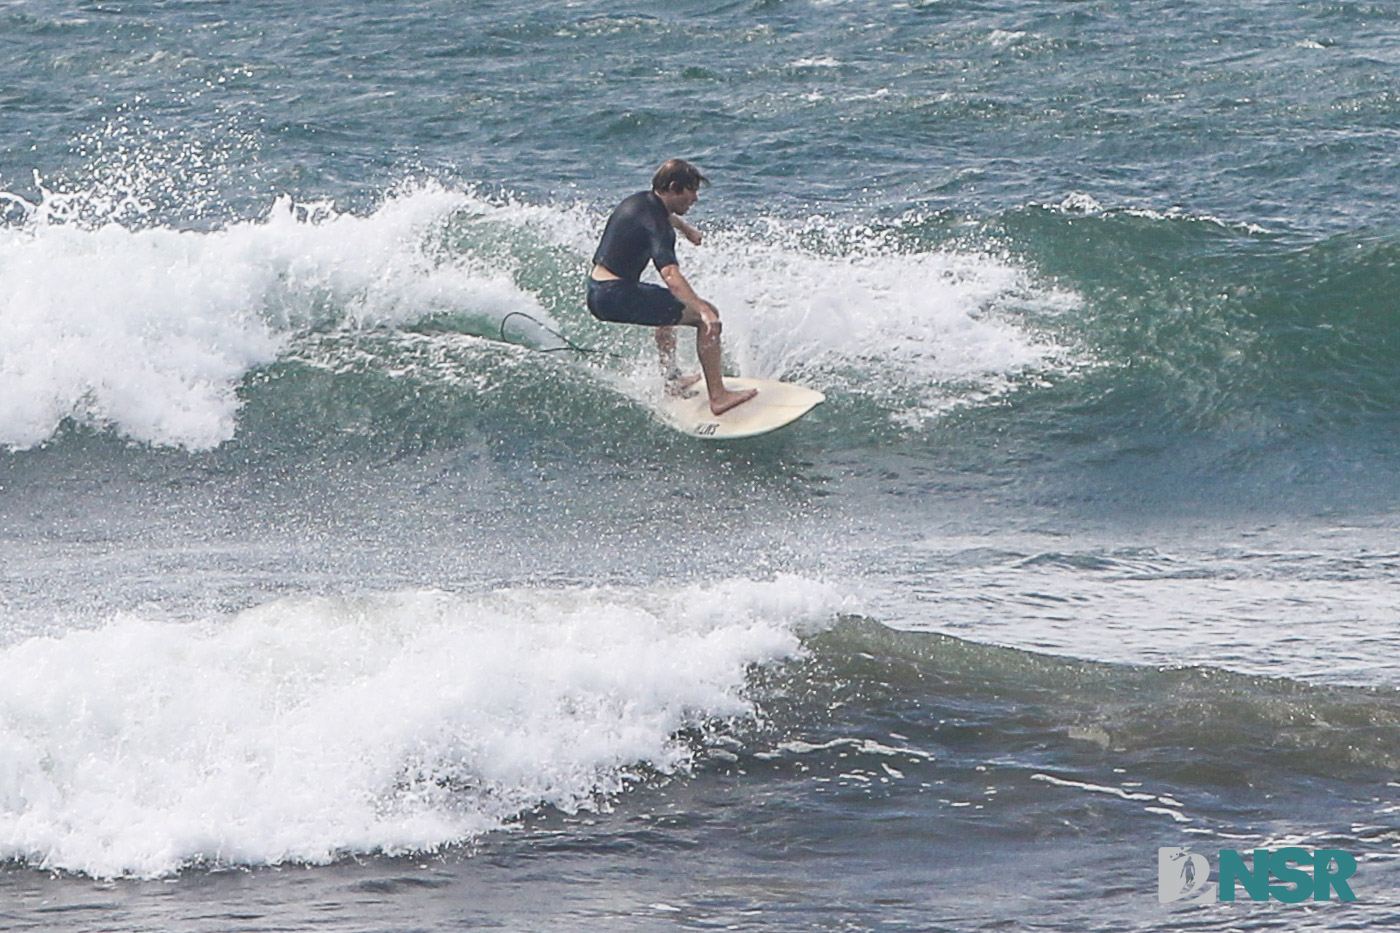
[655,377,825,439]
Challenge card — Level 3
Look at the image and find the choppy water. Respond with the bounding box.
[4,1,1400,929]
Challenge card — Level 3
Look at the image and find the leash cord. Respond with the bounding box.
[498,311,624,360]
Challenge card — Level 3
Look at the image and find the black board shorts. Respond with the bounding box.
[587,278,685,327]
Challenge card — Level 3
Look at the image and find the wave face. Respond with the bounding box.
[992,203,1400,434]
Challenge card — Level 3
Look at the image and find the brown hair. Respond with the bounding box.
[651,158,709,194]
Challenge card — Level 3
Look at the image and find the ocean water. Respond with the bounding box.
[3,0,1400,929]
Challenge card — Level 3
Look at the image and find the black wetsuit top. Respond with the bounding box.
[591,191,678,280]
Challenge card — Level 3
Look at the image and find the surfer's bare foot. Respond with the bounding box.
[709,387,757,415]
[665,372,703,396]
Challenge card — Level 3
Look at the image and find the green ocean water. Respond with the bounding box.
[3,1,1400,929]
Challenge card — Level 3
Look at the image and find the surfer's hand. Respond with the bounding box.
[670,214,702,246]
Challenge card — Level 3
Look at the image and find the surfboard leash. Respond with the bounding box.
[498,310,626,360]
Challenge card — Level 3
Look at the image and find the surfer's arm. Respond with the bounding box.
[670,214,702,246]
[659,263,720,337]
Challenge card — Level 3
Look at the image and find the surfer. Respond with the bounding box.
[587,159,757,415]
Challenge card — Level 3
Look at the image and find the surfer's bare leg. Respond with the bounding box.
[655,326,701,395]
[678,300,757,415]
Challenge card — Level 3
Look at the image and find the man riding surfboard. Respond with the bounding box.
[586,159,757,415]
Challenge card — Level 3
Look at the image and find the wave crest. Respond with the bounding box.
[0,184,549,450]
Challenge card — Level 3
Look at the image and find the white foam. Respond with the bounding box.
[1043,192,1272,235]
[0,576,845,878]
[685,219,1077,423]
[0,183,549,450]
[988,30,1028,49]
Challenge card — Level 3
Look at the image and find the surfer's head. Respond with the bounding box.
[652,159,709,195]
